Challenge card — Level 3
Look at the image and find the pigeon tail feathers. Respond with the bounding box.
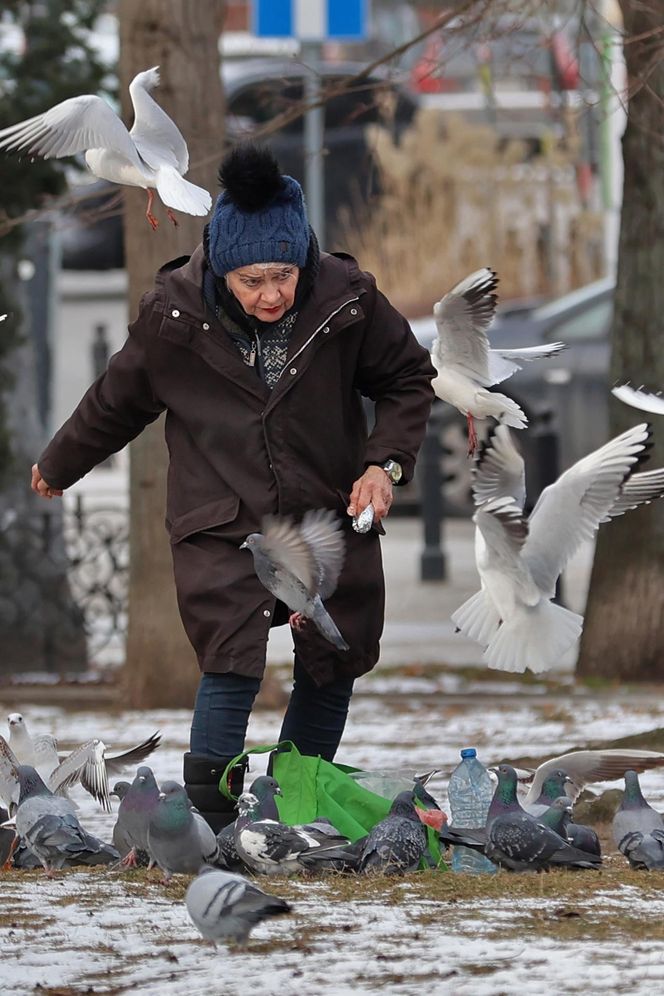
[311,596,349,651]
[483,600,583,673]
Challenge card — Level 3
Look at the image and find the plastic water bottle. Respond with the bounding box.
[448,747,496,874]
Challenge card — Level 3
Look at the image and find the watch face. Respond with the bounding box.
[384,460,402,483]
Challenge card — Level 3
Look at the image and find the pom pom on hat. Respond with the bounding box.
[208,144,310,276]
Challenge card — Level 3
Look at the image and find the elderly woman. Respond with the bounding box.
[32,145,435,830]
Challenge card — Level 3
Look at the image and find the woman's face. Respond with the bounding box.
[226,263,300,322]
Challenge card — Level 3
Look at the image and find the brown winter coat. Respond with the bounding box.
[39,246,435,684]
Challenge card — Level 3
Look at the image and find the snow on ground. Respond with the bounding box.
[3,672,664,994]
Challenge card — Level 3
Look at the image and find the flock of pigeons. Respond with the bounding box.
[3,712,664,945]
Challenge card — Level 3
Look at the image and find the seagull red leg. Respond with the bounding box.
[466,413,479,456]
[144,188,159,231]
[166,208,179,227]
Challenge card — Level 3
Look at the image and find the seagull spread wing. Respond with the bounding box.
[487,342,567,386]
[0,736,20,810]
[0,94,140,165]
[604,467,664,520]
[523,423,651,597]
[524,749,664,805]
[298,509,346,600]
[475,497,540,607]
[432,268,499,385]
[127,67,189,174]
[260,516,318,594]
[103,732,161,776]
[473,425,527,510]
[49,739,111,812]
[612,384,664,416]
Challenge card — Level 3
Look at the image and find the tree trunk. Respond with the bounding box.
[118,0,226,707]
[576,1,664,680]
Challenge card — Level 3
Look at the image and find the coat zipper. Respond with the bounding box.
[283,296,360,374]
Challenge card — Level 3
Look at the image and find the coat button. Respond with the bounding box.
[289,367,297,375]
[202,322,210,331]
[263,609,271,618]
[350,308,358,316]
[322,326,330,334]
[171,309,180,318]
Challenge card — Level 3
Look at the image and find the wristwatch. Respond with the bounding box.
[379,459,403,485]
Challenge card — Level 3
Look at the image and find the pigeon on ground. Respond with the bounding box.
[110,781,132,802]
[538,797,602,857]
[13,765,119,875]
[241,509,349,650]
[0,67,211,229]
[359,791,428,874]
[112,766,160,868]
[215,775,283,873]
[484,766,601,871]
[521,749,664,807]
[430,267,566,453]
[453,422,664,672]
[186,865,291,945]
[612,384,664,416]
[613,770,664,869]
[435,766,601,872]
[7,715,161,811]
[233,791,349,876]
[147,782,219,883]
[523,770,571,817]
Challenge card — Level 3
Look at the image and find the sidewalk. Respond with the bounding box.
[267,515,594,670]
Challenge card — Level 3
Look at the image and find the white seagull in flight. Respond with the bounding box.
[0,67,211,230]
[430,268,566,454]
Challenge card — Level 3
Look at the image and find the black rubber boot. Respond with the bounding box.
[183,753,248,834]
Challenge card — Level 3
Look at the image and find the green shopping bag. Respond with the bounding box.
[220,741,447,871]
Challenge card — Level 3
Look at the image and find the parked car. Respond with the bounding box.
[223,58,419,246]
[400,277,614,516]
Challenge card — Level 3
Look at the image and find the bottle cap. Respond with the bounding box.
[460,747,477,758]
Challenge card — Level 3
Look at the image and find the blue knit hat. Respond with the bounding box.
[208,145,310,277]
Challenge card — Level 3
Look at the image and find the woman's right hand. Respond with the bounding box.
[31,463,63,499]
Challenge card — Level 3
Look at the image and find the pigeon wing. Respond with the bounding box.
[103,732,161,776]
[472,425,527,510]
[299,509,346,599]
[612,384,664,416]
[432,268,498,385]
[127,67,189,173]
[0,94,140,164]
[487,342,567,385]
[524,749,664,805]
[49,740,111,812]
[0,736,20,809]
[260,516,318,594]
[524,423,651,597]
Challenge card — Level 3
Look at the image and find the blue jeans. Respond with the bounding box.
[190,659,355,762]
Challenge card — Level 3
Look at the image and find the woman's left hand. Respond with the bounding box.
[347,466,393,523]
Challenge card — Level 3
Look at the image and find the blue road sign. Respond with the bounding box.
[252,0,367,41]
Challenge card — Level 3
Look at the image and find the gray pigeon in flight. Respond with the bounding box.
[112,766,160,868]
[359,791,428,874]
[186,865,291,945]
[613,769,664,870]
[241,508,349,650]
[14,765,119,875]
[147,781,219,883]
